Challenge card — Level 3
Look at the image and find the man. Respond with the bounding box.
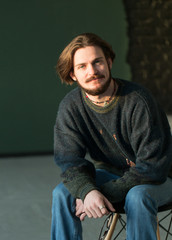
[51,33,172,240]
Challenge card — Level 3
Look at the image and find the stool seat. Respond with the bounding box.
[158,202,172,212]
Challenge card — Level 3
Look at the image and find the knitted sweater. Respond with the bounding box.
[54,79,172,203]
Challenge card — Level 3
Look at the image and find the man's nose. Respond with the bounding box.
[87,64,97,75]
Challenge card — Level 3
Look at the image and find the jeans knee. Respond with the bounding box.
[52,185,59,199]
[125,185,157,213]
[52,182,75,207]
[52,183,76,215]
[126,186,146,205]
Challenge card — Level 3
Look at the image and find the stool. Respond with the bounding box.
[98,202,172,240]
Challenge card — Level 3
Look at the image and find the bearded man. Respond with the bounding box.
[51,33,172,240]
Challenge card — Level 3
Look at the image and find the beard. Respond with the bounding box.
[76,71,112,96]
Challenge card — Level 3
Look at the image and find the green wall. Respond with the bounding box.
[0,0,131,155]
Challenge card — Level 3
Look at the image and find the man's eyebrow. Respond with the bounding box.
[74,57,104,67]
[92,57,104,62]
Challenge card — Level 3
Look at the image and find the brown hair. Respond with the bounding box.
[56,33,115,85]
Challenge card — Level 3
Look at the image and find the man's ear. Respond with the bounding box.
[70,71,77,81]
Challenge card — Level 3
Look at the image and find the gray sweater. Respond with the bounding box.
[54,79,172,203]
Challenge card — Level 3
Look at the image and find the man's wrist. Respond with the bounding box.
[80,185,100,201]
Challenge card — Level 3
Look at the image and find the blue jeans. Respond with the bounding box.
[51,169,172,240]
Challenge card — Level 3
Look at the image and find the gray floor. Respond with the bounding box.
[0,155,171,240]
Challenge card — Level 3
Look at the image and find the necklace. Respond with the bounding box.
[86,81,117,106]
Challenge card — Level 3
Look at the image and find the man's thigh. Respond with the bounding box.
[128,177,172,207]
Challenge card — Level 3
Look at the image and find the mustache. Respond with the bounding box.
[86,74,105,83]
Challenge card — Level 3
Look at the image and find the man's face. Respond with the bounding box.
[70,46,112,96]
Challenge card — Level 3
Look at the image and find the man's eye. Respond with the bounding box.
[79,65,85,69]
[95,60,102,64]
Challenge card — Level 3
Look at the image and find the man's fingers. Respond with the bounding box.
[75,206,84,216]
[85,205,108,218]
[80,212,87,221]
[104,199,115,212]
[85,208,94,218]
[75,198,85,217]
[99,206,109,215]
[75,210,82,216]
[85,207,102,218]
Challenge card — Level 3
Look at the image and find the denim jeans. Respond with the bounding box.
[51,169,172,240]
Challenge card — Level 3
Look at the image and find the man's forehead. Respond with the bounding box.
[73,46,105,64]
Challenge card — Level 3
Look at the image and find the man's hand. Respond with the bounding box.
[75,190,115,221]
[84,190,115,218]
[77,190,115,220]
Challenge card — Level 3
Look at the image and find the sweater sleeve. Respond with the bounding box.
[54,100,99,200]
[101,91,172,203]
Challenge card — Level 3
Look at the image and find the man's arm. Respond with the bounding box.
[101,93,172,203]
[55,124,115,219]
[54,97,100,200]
